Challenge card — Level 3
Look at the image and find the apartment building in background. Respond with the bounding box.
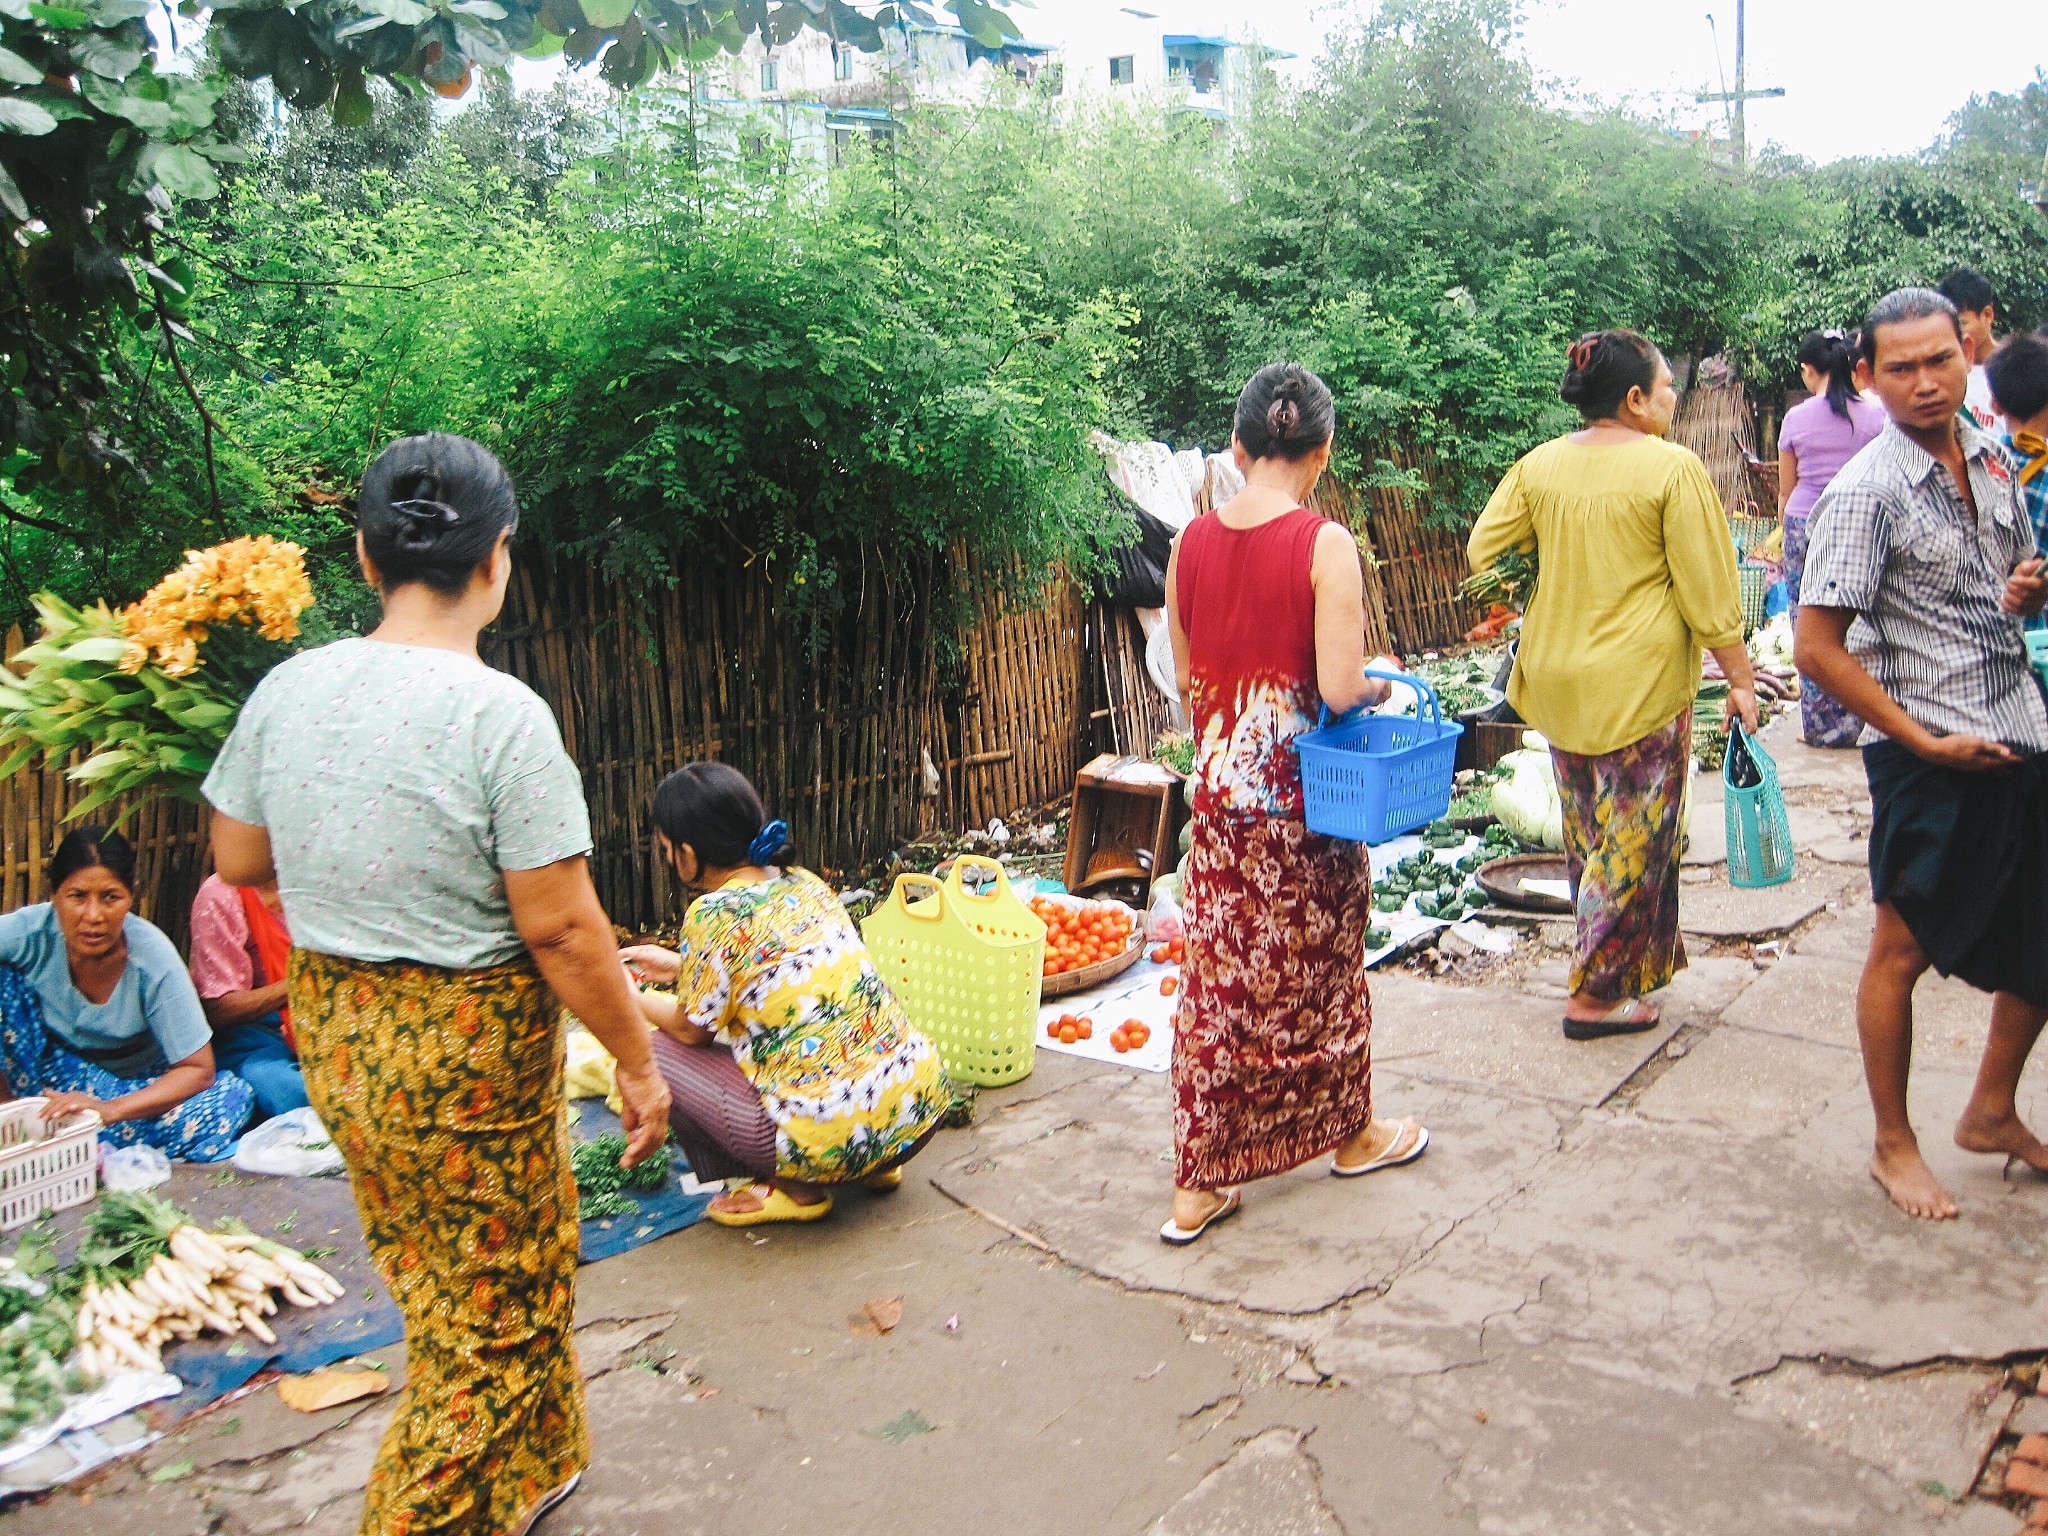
[678,3,1290,164]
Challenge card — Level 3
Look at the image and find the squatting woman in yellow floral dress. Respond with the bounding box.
[620,763,951,1227]
[207,434,670,1536]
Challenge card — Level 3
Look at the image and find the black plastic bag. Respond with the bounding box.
[1725,721,1763,790]
[1092,495,1178,607]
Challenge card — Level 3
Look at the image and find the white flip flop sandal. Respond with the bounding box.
[513,1472,582,1536]
[1159,1189,1242,1245]
[1331,1120,1430,1178]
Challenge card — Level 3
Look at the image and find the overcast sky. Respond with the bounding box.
[1057,0,2047,164]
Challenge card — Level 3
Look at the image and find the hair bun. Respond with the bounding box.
[1266,397,1302,440]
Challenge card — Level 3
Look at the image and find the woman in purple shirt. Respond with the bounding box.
[1779,329,1886,746]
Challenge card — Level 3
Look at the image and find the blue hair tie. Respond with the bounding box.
[747,819,789,865]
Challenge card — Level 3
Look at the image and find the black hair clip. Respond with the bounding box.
[391,497,461,526]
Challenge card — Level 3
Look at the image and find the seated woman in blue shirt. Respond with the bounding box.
[0,827,253,1160]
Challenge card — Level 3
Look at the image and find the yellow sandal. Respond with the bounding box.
[861,1167,904,1193]
[707,1183,834,1227]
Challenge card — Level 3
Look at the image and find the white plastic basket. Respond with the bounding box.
[0,1099,101,1230]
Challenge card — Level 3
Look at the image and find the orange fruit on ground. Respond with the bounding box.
[1111,1032,1130,1053]
[1058,1023,1079,1044]
[1160,976,1177,996]
[1076,1019,1093,1040]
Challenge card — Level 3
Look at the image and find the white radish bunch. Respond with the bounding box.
[74,1224,344,1382]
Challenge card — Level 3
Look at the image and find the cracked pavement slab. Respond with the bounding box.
[1734,1360,2014,1501]
[930,1066,1571,1314]
[1145,1427,1344,1535]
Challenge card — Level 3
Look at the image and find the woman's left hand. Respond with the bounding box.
[39,1090,112,1125]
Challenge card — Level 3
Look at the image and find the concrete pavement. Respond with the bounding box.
[16,722,2048,1535]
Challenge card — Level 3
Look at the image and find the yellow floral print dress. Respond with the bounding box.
[675,868,950,1184]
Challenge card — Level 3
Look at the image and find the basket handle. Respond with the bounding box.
[946,854,1010,902]
[1316,668,1440,728]
[888,873,948,922]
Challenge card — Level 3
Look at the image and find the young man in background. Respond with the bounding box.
[1795,288,2048,1221]
[1987,329,2048,557]
[1938,267,2003,431]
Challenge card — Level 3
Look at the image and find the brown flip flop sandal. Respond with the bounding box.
[1562,998,1661,1041]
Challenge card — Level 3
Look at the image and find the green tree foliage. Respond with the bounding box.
[6,0,2047,627]
[0,0,1019,518]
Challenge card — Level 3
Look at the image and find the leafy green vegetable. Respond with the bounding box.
[572,1134,672,1219]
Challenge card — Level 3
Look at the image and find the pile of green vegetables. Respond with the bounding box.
[1461,550,1539,610]
[1694,681,1732,771]
[1457,824,1523,873]
[571,1135,673,1221]
[1373,847,1495,923]
[1409,659,1499,721]
[0,1232,84,1445]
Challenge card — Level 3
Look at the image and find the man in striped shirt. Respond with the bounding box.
[1797,286,2048,1222]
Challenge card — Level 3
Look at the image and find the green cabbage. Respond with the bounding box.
[1490,748,1564,851]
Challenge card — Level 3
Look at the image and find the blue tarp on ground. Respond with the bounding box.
[63,1103,713,1419]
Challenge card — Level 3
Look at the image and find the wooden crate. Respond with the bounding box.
[1062,754,1189,900]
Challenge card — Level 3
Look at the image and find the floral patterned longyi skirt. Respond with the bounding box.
[1172,814,1376,1191]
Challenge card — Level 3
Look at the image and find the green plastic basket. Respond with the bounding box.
[1723,724,1794,889]
[861,856,1046,1086]
[1738,564,1771,637]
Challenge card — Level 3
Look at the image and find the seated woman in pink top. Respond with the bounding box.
[189,873,307,1120]
[1778,329,1886,747]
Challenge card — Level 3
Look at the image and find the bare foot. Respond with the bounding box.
[1869,1141,1958,1220]
[1334,1118,1422,1170]
[1954,1110,2048,1175]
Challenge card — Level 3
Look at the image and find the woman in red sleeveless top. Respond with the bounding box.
[1159,363,1432,1245]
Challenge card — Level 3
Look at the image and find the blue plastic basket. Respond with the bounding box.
[1723,723,1794,889]
[1296,669,1464,843]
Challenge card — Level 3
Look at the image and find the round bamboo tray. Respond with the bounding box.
[1040,934,1146,999]
[1475,853,1573,915]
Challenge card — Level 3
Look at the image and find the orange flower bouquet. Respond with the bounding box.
[0,537,316,821]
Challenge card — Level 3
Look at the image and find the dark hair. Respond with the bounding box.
[1233,362,1335,462]
[1936,267,1996,316]
[358,433,520,596]
[49,826,135,894]
[1987,330,2048,425]
[652,762,794,871]
[1795,329,1861,419]
[1859,288,1962,365]
[1558,330,1663,421]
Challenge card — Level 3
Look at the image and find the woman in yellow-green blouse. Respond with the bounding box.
[1468,330,1758,1042]
[619,763,951,1228]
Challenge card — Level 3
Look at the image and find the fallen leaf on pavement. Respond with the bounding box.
[943,1313,959,1333]
[278,1368,393,1414]
[867,1409,935,1444]
[863,1295,904,1335]
[150,1459,195,1484]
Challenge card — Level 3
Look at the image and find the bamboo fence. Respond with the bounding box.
[0,772,211,950]
[1315,451,1467,653]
